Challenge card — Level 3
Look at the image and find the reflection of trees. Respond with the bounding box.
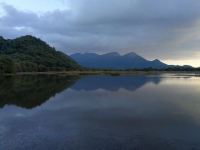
[0,75,79,109]
[0,75,162,109]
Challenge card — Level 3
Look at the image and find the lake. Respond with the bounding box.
[0,74,200,150]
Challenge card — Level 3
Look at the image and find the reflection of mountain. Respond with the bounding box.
[71,75,161,91]
[0,75,79,109]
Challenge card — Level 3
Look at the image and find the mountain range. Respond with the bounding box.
[71,52,168,69]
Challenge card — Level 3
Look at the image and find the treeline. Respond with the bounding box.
[125,67,200,72]
[85,66,200,72]
[0,55,78,73]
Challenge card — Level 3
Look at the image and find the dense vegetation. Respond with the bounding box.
[0,35,80,73]
[0,55,15,73]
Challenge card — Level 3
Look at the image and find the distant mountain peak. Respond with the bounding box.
[16,35,38,40]
[71,52,168,69]
[102,52,120,56]
[123,52,140,58]
[153,59,161,62]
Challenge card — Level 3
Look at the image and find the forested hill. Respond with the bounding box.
[0,35,80,73]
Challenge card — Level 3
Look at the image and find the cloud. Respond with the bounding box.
[0,0,200,63]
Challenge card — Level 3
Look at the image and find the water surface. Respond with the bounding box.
[0,74,200,150]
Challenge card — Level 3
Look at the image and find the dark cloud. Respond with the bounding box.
[0,0,200,62]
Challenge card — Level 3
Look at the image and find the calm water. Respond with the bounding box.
[1,74,200,150]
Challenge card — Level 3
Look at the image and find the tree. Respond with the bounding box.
[0,56,15,73]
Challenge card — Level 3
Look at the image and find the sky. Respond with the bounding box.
[0,0,200,67]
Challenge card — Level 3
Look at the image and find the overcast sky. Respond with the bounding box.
[0,0,200,66]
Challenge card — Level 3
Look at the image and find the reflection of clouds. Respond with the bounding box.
[173,97,200,125]
[15,113,26,117]
[0,126,7,135]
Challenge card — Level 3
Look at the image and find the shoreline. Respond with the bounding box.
[1,70,200,76]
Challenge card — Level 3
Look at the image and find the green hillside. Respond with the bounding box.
[0,35,80,73]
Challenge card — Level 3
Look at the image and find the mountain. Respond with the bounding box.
[71,52,167,69]
[0,35,80,73]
